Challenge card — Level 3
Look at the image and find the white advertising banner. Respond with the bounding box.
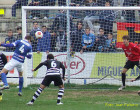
[3,52,95,84]
[32,52,96,78]
[2,52,140,86]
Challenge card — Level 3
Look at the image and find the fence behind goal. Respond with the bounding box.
[20,6,140,88]
[1,4,140,88]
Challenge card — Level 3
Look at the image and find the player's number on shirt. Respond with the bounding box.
[51,61,57,67]
[19,45,25,53]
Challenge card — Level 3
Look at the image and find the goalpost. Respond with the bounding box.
[22,6,140,87]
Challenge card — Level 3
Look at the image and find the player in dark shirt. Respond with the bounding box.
[0,53,7,72]
[0,52,7,82]
[0,52,7,101]
[27,54,65,105]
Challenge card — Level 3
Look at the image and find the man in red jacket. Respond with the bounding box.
[118,35,140,91]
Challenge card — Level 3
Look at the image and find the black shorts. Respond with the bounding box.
[41,75,63,87]
[124,60,140,69]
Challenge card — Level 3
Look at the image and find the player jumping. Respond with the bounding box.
[0,35,32,96]
[118,35,140,91]
[27,54,65,105]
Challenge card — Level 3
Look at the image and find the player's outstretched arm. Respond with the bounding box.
[33,62,46,71]
[0,43,14,47]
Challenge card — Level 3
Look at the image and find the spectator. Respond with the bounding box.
[50,32,57,52]
[97,0,113,6]
[70,0,85,19]
[99,1,115,34]
[51,10,74,33]
[28,0,41,19]
[55,31,67,52]
[104,33,116,52]
[83,0,99,33]
[80,28,96,54]
[71,21,84,52]
[58,0,66,6]
[40,0,56,6]
[113,0,124,19]
[70,0,85,6]
[51,10,74,52]
[12,0,28,18]
[30,21,41,52]
[122,0,136,22]
[37,26,51,54]
[4,29,16,52]
[137,0,140,17]
[39,0,56,19]
[94,28,107,52]
[16,26,22,40]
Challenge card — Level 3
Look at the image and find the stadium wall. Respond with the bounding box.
[0,0,15,5]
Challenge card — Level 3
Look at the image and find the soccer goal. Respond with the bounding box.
[21,6,140,88]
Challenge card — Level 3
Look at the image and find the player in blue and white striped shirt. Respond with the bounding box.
[0,35,32,96]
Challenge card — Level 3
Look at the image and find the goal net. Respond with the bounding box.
[21,6,140,88]
[1,1,140,88]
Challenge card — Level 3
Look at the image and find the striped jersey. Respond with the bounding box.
[0,53,7,71]
[34,59,65,78]
[1,39,32,63]
[12,40,32,63]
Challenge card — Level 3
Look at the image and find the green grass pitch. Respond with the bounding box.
[0,84,140,110]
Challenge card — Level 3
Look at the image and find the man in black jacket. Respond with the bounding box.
[94,28,107,52]
[12,0,28,18]
[71,21,84,52]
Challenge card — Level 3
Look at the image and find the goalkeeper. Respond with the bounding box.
[118,35,140,91]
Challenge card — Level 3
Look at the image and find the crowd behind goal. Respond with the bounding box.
[0,0,140,53]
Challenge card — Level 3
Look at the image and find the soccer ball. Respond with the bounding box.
[35,31,43,39]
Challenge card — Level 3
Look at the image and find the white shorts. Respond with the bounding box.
[4,58,23,72]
